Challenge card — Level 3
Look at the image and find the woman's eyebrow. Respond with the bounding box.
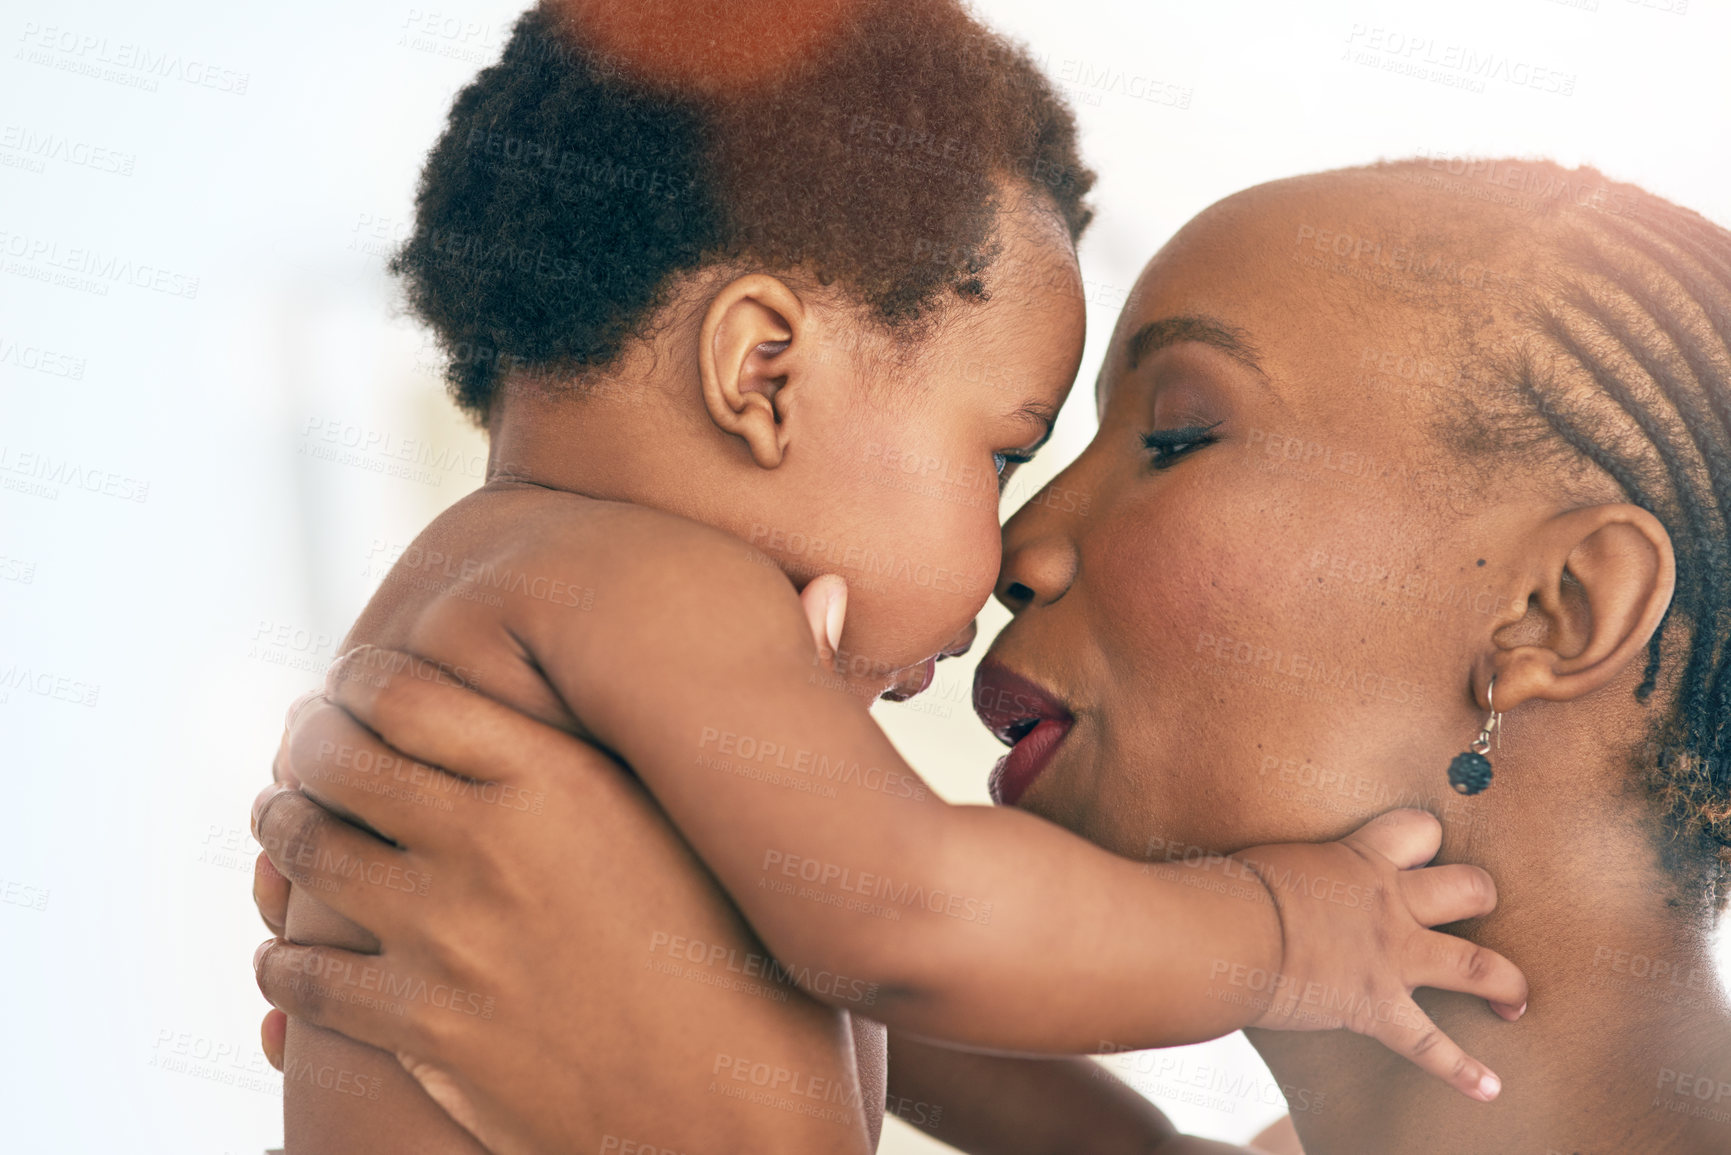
[1124,314,1264,374]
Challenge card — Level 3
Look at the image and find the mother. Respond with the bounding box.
[255,162,1731,1154]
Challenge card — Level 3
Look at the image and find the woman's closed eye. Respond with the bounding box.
[1140,422,1222,470]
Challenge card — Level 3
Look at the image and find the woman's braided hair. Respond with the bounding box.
[1383,159,1731,899]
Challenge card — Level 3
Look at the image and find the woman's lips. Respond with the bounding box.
[986,718,1072,807]
[973,661,1074,806]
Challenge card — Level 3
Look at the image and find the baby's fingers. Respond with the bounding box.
[1401,862,1498,926]
[1414,930,1529,1021]
[1363,996,1503,1103]
[1340,808,1443,869]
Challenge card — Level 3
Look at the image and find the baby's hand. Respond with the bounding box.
[1229,809,1526,1102]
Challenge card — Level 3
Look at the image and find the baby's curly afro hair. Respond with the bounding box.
[390,0,1095,423]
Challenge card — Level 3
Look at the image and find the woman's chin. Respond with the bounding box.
[1016,745,1187,862]
[1006,743,1092,832]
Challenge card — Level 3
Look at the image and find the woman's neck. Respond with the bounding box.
[1250,764,1731,1154]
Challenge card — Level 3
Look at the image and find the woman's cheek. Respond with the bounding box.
[1085,500,1275,784]
[1092,500,1216,662]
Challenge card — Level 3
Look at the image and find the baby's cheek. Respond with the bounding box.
[856,521,997,667]
[960,496,1005,575]
[929,518,1000,631]
[953,526,1002,606]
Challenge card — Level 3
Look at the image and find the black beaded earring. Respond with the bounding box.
[1447,677,1502,796]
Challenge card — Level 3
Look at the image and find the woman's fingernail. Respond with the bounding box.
[253,938,276,971]
[252,784,283,836]
[1476,1072,1501,1101]
[284,691,319,729]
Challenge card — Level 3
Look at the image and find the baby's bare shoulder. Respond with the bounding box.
[471,487,791,605]
[350,485,792,734]
[404,485,799,656]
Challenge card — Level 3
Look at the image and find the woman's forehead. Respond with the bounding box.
[1095,204,1320,412]
[1100,172,1504,413]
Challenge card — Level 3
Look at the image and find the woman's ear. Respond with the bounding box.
[1486,503,1676,710]
[698,274,807,469]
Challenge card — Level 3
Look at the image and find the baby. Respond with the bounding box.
[272,3,1526,1151]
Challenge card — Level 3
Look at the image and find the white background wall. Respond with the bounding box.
[2,0,1726,1151]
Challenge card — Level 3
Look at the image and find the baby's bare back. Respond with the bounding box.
[281,484,880,1153]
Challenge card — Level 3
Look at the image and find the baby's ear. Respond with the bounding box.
[698,275,806,469]
[1485,503,1676,709]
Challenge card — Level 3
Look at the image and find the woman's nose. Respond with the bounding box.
[996,474,1082,613]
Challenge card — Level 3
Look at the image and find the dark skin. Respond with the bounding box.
[260,199,1096,1155]
[985,168,1731,1153]
[254,655,1289,1155]
[244,180,1544,1149]
[254,198,1340,1154]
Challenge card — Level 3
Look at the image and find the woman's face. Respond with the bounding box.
[979,177,1518,859]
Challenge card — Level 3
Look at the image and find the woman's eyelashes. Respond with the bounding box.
[994,450,1034,490]
[1140,421,1223,470]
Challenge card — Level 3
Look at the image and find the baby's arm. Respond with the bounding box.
[511,508,1274,1050]
[494,504,1525,1095]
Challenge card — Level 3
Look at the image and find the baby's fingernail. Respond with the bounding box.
[1513,1001,1527,1019]
[1475,1072,1501,1101]
[253,938,276,971]
[823,589,845,654]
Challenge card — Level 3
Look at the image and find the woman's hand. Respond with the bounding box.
[253,661,645,1150]
[250,575,853,1070]
[248,576,864,1154]
[253,654,852,1154]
